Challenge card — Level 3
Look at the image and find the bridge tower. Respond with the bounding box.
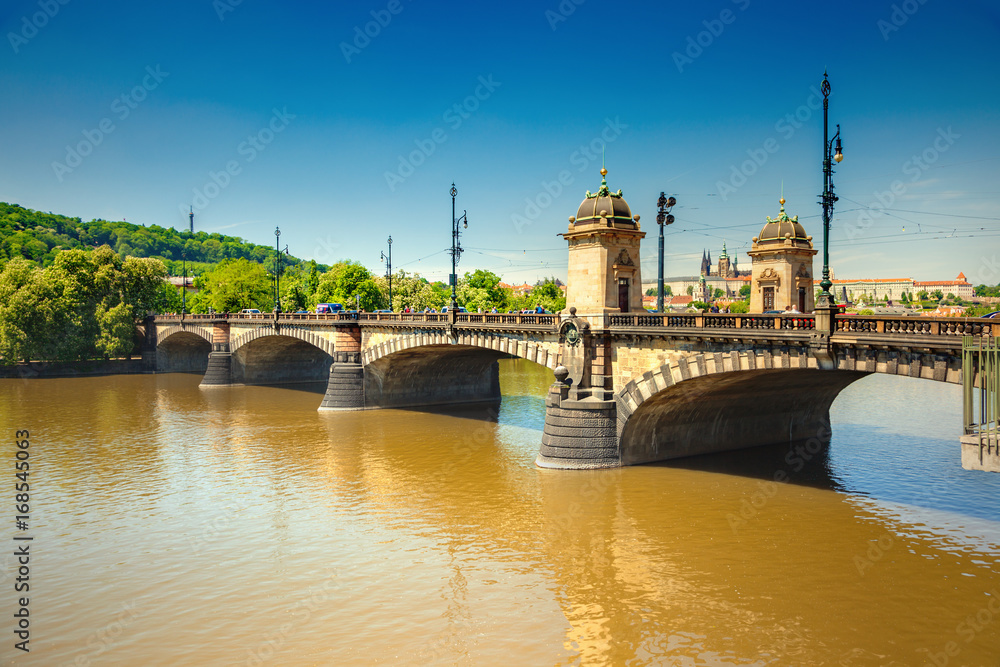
[748,197,817,313]
[561,167,645,314]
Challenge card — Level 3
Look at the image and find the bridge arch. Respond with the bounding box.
[156,324,213,347]
[613,345,963,466]
[231,325,335,356]
[359,331,559,410]
[614,349,870,465]
[363,330,559,369]
[155,325,214,373]
[230,326,334,385]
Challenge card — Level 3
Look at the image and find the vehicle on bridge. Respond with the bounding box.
[316,303,343,314]
[239,308,261,314]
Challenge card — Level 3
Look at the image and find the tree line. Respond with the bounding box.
[0,202,323,273]
[179,261,566,314]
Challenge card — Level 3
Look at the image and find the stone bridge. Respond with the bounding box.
[146,310,998,470]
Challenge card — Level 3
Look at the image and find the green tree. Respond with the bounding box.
[315,260,384,311]
[974,284,1000,297]
[525,278,566,313]
[739,285,751,299]
[457,269,509,312]
[729,301,749,314]
[933,289,944,301]
[686,285,694,296]
[0,246,167,362]
[196,258,273,313]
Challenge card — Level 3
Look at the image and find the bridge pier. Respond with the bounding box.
[536,368,619,469]
[319,355,365,411]
[200,350,233,386]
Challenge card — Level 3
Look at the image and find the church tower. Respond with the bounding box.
[718,242,731,277]
[748,197,817,312]
[562,167,645,313]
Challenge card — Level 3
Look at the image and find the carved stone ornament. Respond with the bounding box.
[614,249,634,266]
[796,264,810,278]
[760,267,779,280]
[564,322,580,346]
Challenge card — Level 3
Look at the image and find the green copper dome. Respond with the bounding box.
[573,167,636,226]
[754,198,811,247]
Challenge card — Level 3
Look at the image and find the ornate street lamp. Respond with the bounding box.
[274,226,288,314]
[381,235,393,311]
[655,192,677,312]
[449,183,468,312]
[817,70,844,310]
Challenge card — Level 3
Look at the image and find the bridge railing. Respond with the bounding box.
[607,313,816,331]
[357,312,447,323]
[835,315,996,337]
[455,313,558,326]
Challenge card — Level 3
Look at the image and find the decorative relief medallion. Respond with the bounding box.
[614,249,634,266]
[564,323,580,346]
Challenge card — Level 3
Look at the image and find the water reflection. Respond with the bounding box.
[2,363,999,666]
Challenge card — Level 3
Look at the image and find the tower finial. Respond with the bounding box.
[779,181,785,212]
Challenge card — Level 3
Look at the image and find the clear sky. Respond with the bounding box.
[2,0,998,285]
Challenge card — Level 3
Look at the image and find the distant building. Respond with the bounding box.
[813,273,973,303]
[914,273,974,299]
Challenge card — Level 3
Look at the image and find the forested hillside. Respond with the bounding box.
[0,202,323,275]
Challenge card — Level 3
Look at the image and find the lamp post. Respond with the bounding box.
[381,235,393,311]
[274,226,288,314]
[449,183,468,312]
[181,252,186,316]
[817,71,844,310]
[655,192,677,312]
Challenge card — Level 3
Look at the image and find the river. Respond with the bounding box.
[2,361,999,666]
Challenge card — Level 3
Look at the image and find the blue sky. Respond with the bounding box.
[2,0,998,285]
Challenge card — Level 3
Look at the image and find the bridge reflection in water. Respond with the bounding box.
[5,361,999,665]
